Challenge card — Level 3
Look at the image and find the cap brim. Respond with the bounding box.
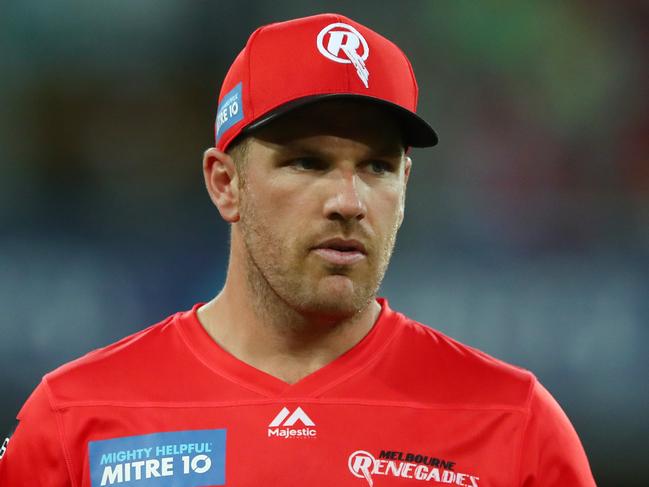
[241,93,438,148]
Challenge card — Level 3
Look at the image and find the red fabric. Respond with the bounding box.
[0,299,595,486]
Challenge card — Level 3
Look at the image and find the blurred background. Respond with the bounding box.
[1,0,647,484]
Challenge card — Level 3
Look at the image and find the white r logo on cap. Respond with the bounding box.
[317,22,369,88]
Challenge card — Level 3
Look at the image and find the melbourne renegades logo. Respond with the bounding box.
[347,449,481,486]
[316,22,370,88]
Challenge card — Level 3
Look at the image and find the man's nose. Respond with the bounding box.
[323,171,367,222]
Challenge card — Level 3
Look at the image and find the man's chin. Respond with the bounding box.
[297,277,375,321]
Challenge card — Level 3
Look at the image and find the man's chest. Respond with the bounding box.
[60,402,524,487]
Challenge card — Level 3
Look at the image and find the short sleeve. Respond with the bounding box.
[0,379,72,486]
[517,379,596,486]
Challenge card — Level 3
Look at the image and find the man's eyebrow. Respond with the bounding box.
[275,143,322,156]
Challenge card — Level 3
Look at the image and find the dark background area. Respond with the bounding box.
[1,1,648,485]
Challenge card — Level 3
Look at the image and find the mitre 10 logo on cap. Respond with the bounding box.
[215,82,244,143]
[317,22,370,88]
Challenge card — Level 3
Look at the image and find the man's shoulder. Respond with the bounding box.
[43,308,191,407]
[382,309,536,409]
[400,315,533,380]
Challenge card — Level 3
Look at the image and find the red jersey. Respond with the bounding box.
[0,298,595,486]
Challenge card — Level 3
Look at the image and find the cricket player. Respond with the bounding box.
[0,13,596,486]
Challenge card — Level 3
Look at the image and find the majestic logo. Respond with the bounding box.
[348,450,480,486]
[267,406,317,439]
[88,429,226,487]
[317,22,370,88]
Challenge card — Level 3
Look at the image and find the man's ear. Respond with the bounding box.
[398,156,412,228]
[404,155,412,185]
[203,147,240,223]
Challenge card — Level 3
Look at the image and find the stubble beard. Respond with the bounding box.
[237,192,399,328]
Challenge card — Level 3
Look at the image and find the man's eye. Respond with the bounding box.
[289,157,325,171]
[368,160,392,174]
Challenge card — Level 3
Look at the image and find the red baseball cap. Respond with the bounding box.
[214,13,438,151]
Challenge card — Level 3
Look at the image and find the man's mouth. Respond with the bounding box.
[312,238,367,266]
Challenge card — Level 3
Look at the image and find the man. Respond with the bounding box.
[0,13,595,487]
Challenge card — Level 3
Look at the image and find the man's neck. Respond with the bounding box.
[196,270,381,385]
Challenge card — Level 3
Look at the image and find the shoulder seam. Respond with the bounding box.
[43,376,78,487]
[45,398,530,412]
[513,373,537,487]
